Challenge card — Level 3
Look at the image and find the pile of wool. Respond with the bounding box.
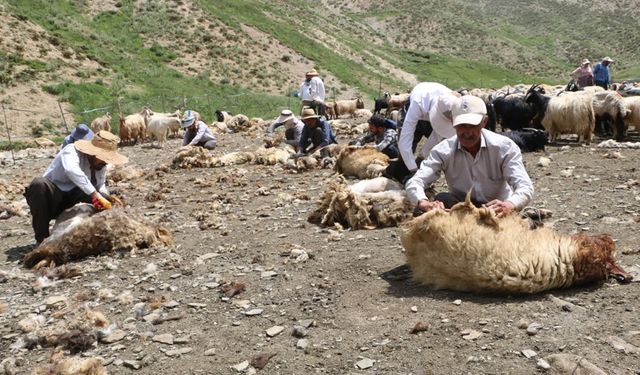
[334,146,389,179]
[308,176,412,229]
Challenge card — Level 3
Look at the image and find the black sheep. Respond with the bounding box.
[502,128,548,152]
[492,94,538,131]
[373,92,390,114]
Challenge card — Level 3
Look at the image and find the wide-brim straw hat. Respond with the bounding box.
[306,69,319,77]
[75,130,128,165]
[603,56,614,63]
[581,59,591,65]
[300,107,320,120]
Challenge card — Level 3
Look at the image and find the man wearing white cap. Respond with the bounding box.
[24,131,127,244]
[385,82,460,183]
[593,57,614,90]
[266,109,305,147]
[406,95,533,218]
[181,109,217,149]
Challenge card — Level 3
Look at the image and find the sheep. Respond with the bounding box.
[324,101,336,119]
[215,110,233,123]
[146,114,182,147]
[386,93,410,113]
[22,205,171,268]
[118,108,152,146]
[253,146,294,165]
[308,176,412,229]
[373,92,390,114]
[492,93,537,131]
[334,146,389,179]
[33,137,56,148]
[591,91,629,140]
[90,113,111,133]
[35,356,106,375]
[388,109,400,123]
[622,96,640,132]
[226,114,250,132]
[502,128,548,152]
[400,193,632,294]
[149,110,181,137]
[525,88,595,143]
[333,98,365,118]
[353,108,373,119]
[172,146,253,168]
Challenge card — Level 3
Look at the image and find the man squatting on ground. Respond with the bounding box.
[406,95,534,218]
[182,109,217,149]
[296,107,337,155]
[351,114,399,158]
[24,131,128,244]
[266,109,305,147]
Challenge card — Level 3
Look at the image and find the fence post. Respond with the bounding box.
[57,101,69,133]
[2,103,15,164]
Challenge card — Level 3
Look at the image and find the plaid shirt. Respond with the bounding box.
[355,128,398,152]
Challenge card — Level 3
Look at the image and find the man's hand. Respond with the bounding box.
[106,194,124,207]
[485,199,515,218]
[91,193,112,210]
[416,199,445,213]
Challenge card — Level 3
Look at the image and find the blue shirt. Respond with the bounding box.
[298,119,337,152]
[593,63,610,84]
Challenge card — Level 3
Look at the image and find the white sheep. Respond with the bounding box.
[146,114,182,147]
[543,91,595,143]
[401,193,631,294]
[623,96,640,132]
[591,91,629,140]
[308,176,412,229]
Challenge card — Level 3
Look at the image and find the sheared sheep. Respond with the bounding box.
[334,146,389,179]
[22,206,171,268]
[308,176,412,229]
[90,113,112,133]
[401,193,631,294]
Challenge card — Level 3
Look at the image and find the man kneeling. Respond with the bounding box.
[351,114,399,158]
[406,96,534,218]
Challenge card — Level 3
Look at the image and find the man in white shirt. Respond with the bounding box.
[299,69,326,117]
[384,82,459,183]
[406,95,534,218]
[24,131,128,244]
[266,109,305,147]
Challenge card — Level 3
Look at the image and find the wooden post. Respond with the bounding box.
[1,103,16,164]
[57,101,69,133]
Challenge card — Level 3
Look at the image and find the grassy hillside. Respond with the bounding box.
[1,0,638,139]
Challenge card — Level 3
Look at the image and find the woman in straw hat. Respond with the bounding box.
[266,109,305,147]
[570,59,594,89]
[24,130,128,245]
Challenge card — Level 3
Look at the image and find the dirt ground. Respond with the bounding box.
[1,124,639,374]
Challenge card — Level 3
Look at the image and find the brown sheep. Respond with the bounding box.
[334,98,365,118]
[118,108,152,146]
[90,113,112,133]
[334,146,389,179]
[401,193,632,294]
[22,208,172,268]
[386,93,410,113]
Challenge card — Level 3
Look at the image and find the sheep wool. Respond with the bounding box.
[401,194,630,294]
[22,209,172,268]
[308,176,412,229]
[334,146,389,179]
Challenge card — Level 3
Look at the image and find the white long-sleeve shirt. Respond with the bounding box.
[299,80,312,101]
[406,129,534,210]
[266,118,305,146]
[399,82,453,171]
[43,144,109,196]
[309,76,325,102]
[183,121,216,146]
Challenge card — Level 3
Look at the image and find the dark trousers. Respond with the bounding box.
[381,144,399,159]
[435,192,484,209]
[594,80,608,90]
[383,157,423,184]
[24,177,92,243]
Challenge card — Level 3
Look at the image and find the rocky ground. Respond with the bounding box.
[1,125,639,374]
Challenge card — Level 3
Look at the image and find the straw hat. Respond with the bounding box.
[75,130,128,165]
[300,107,320,120]
[603,56,614,63]
[306,69,319,77]
[581,59,591,65]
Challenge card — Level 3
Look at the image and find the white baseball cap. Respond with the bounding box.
[452,96,487,127]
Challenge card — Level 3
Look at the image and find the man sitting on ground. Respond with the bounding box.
[24,131,128,245]
[266,109,305,147]
[296,107,337,155]
[350,114,399,158]
[182,110,217,149]
[406,95,534,218]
